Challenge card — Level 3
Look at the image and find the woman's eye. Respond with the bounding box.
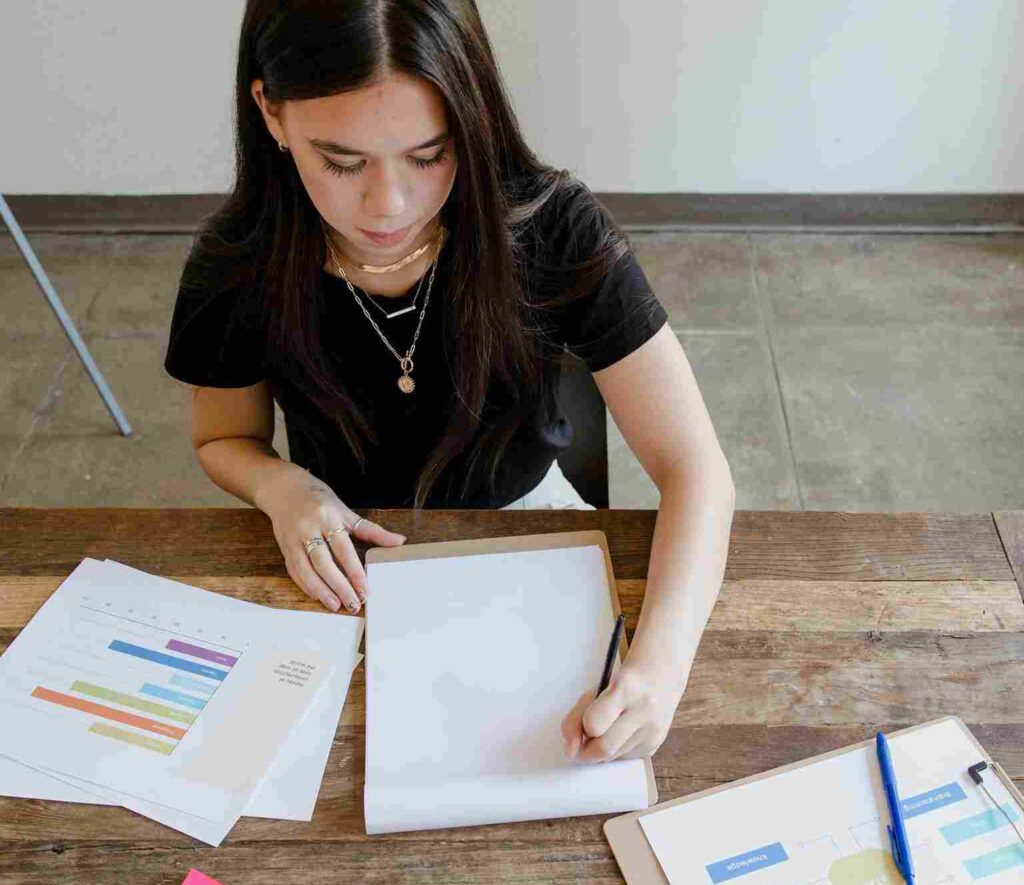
[321,158,363,177]
[412,147,448,169]
[320,147,448,178]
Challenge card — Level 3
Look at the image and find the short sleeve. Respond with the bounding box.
[541,185,669,372]
[556,248,669,372]
[163,251,268,388]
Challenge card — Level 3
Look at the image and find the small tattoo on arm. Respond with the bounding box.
[308,480,333,499]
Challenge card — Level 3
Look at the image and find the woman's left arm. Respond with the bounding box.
[560,321,737,763]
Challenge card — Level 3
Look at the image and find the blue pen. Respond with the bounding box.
[876,732,916,885]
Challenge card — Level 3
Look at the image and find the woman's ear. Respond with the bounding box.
[250,79,286,147]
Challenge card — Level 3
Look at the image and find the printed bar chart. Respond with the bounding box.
[28,619,240,754]
[108,640,230,681]
[31,686,187,739]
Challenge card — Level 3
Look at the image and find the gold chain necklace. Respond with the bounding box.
[322,222,440,274]
[325,227,446,393]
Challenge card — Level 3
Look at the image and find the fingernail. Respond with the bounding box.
[357,591,368,604]
[398,535,407,543]
[327,597,340,612]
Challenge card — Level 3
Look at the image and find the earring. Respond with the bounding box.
[278,141,289,152]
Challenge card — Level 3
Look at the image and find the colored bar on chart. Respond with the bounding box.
[706,843,789,883]
[140,682,207,711]
[108,640,228,680]
[940,804,1021,846]
[32,686,187,739]
[89,722,176,755]
[963,843,1024,880]
[901,782,968,819]
[169,674,217,695]
[166,639,238,668]
[71,680,196,724]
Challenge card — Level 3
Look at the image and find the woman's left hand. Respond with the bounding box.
[560,662,683,763]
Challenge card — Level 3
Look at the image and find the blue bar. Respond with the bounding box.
[964,844,1024,880]
[901,782,967,819]
[169,674,217,695]
[706,843,788,883]
[941,804,1021,846]
[108,640,228,680]
[140,683,208,710]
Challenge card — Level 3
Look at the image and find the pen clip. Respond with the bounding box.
[887,824,910,877]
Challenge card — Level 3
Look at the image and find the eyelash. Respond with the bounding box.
[320,147,449,178]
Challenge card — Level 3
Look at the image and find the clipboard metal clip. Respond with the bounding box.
[967,760,1024,845]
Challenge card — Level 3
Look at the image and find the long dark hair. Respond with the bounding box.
[186,0,632,508]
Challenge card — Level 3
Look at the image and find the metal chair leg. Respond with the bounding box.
[0,195,132,437]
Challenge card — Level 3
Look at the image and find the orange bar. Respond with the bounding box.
[31,686,187,740]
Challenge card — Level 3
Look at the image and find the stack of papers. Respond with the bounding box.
[0,558,363,845]
[364,540,654,834]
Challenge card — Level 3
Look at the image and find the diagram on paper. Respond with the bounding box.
[696,782,1022,885]
[11,592,246,756]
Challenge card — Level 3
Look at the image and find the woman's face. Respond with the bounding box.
[252,71,457,265]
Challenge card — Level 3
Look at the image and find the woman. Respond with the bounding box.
[165,0,735,764]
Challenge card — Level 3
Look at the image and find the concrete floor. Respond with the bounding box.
[1,230,1022,511]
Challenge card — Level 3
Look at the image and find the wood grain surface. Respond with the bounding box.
[1,508,1021,885]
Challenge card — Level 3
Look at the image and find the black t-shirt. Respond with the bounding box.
[164,186,668,509]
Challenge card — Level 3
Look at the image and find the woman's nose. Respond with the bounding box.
[363,162,407,219]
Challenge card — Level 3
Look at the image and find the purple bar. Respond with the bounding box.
[165,639,237,667]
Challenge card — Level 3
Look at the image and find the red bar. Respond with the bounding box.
[31,686,187,740]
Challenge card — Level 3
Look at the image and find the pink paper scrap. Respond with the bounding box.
[182,870,225,885]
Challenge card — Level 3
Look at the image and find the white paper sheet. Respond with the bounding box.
[0,650,364,820]
[638,718,1024,885]
[363,542,650,834]
[0,558,363,844]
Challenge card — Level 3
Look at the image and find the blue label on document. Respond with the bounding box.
[964,843,1024,880]
[901,782,967,819]
[706,843,788,883]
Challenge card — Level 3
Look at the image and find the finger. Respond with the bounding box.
[326,529,369,604]
[609,730,646,762]
[349,513,406,547]
[307,544,362,614]
[561,691,595,758]
[581,680,627,740]
[286,556,341,612]
[578,709,646,764]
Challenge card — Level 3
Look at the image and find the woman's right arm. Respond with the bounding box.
[186,382,406,613]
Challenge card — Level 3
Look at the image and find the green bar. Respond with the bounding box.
[88,722,176,755]
[940,804,1020,845]
[71,680,196,725]
[964,844,1024,880]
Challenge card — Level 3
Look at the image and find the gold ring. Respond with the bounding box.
[304,537,327,555]
[352,516,366,533]
[324,526,350,544]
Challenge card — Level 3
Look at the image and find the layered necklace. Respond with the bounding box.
[324,223,448,394]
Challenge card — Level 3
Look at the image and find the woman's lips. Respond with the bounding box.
[358,223,414,247]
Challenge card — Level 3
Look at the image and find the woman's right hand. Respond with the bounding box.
[256,463,406,613]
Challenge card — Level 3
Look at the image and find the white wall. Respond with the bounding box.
[2,0,1021,194]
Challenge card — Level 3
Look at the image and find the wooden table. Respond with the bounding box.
[1,508,1022,885]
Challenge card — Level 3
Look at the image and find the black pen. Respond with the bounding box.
[597,614,626,696]
[575,614,625,755]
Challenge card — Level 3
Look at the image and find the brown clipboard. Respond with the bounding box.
[365,529,659,807]
[604,714,1024,885]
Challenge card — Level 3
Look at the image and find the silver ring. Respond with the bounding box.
[304,537,327,555]
[351,516,366,533]
[324,526,350,544]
